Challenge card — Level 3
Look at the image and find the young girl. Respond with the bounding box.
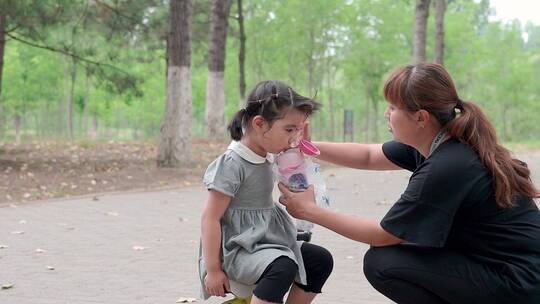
[199,80,333,304]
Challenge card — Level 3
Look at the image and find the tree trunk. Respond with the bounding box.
[82,71,91,137]
[157,0,193,167]
[91,116,98,140]
[372,93,379,141]
[14,114,21,144]
[364,94,371,142]
[0,13,6,138]
[307,28,315,96]
[327,71,335,141]
[205,0,231,139]
[237,0,246,109]
[434,0,446,65]
[67,58,76,139]
[413,0,430,63]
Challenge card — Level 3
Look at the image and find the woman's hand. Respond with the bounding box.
[204,270,230,297]
[278,183,319,220]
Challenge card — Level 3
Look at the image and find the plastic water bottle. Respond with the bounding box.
[275,141,330,236]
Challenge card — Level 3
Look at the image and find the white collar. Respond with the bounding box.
[227,141,274,164]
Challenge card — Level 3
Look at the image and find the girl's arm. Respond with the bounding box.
[201,190,232,297]
[313,141,400,171]
[278,184,402,247]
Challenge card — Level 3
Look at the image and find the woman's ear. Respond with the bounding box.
[416,109,431,128]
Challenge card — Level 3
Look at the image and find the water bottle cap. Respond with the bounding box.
[298,139,320,156]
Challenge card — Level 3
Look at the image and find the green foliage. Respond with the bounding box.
[1,0,539,143]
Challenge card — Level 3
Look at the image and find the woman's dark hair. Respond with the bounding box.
[228,80,320,141]
[383,63,539,208]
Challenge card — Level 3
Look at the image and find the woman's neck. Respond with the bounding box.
[415,127,447,158]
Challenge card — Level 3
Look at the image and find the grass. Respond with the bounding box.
[503,140,540,153]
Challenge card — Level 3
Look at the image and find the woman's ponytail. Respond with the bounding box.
[447,101,540,207]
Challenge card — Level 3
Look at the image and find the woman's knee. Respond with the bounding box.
[363,246,395,284]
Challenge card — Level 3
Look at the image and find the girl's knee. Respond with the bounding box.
[253,257,298,303]
[317,245,334,277]
[266,256,298,282]
[302,242,334,276]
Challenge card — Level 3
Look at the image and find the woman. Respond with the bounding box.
[278,63,540,303]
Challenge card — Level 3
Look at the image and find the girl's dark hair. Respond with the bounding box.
[384,63,539,208]
[228,80,320,141]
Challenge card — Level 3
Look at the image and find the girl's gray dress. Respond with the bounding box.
[199,141,306,299]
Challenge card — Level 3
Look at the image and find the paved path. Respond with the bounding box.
[1,152,539,304]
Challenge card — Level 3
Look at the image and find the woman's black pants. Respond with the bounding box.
[363,245,540,304]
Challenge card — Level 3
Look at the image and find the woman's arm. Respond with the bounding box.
[278,184,402,247]
[308,206,401,247]
[201,190,231,296]
[313,142,400,171]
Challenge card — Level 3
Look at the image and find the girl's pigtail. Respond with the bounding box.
[228,109,246,141]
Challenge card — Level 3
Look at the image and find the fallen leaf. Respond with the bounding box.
[2,283,14,289]
[176,298,197,303]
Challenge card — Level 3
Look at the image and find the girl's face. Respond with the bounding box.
[384,102,420,145]
[258,108,307,154]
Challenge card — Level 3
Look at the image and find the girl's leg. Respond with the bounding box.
[251,256,298,304]
[363,245,501,304]
[286,242,334,304]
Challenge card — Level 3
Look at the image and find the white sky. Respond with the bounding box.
[489,0,540,26]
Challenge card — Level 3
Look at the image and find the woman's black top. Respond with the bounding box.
[381,138,540,292]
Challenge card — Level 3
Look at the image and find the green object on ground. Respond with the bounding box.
[222,295,252,304]
[2,283,14,289]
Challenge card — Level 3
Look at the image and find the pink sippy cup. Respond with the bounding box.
[276,148,308,192]
[276,139,320,192]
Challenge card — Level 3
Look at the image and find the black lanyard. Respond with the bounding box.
[428,130,447,157]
